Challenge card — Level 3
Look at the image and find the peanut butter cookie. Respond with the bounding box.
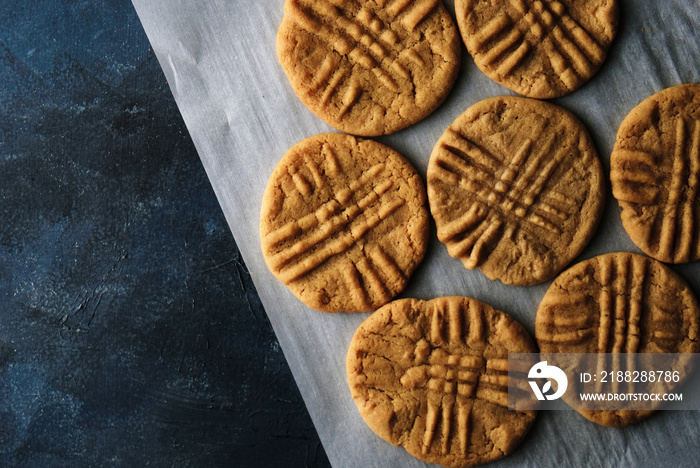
[277,0,461,136]
[347,296,537,467]
[611,83,700,263]
[536,252,700,426]
[427,96,604,285]
[455,0,618,98]
[260,133,429,313]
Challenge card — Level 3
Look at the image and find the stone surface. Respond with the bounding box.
[0,0,328,466]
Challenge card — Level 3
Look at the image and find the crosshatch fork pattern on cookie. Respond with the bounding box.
[537,254,694,357]
[287,0,440,115]
[429,122,585,269]
[276,0,463,136]
[460,0,617,97]
[261,134,428,313]
[426,95,605,286]
[612,117,700,263]
[351,297,535,460]
[535,252,700,425]
[470,0,604,85]
[264,159,407,307]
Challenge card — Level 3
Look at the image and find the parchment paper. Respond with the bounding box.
[130,1,700,466]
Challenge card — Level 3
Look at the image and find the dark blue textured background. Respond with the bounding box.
[0,0,329,466]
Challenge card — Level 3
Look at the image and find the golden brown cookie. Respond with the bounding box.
[536,252,700,427]
[426,96,604,286]
[347,296,537,467]
[260,133,429,313]
[455,0,618,99]
[611,84,700,264]
[276,0,461,136]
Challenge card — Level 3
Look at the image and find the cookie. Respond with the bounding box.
[276,0,461,136]
[347,296,537,467]
[426,96,604,286]
[455,0,618,99]
[611,84,700,264]
[260,133,429,313]
[536,252,700,426]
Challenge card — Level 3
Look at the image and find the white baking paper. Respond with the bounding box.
[130,0,700,466]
